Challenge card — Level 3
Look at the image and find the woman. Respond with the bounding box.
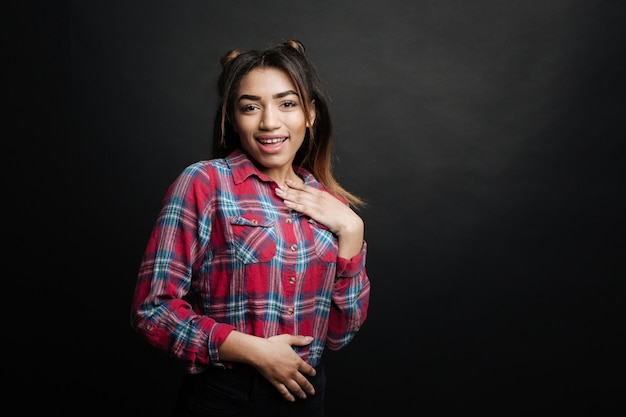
[130,39,371,416]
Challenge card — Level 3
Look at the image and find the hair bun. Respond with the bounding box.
[220,49,242,67]
[284,39,305,54]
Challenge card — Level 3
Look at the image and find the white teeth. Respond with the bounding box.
[258,138,286,144]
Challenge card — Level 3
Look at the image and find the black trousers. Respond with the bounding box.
[171,361,326,417]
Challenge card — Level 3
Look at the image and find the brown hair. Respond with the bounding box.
[212,39,364,210]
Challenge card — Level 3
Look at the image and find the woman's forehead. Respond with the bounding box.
[238,67,297,97]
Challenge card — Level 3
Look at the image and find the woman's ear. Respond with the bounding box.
[308,100,316,127]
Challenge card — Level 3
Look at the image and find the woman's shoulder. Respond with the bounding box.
[166,159,229,193]
[177,150,256,183]
[181,158,229,176]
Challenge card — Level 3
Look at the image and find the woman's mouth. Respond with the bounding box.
[257,137,288,145]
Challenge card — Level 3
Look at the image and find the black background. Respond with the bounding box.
[18,0,625,414]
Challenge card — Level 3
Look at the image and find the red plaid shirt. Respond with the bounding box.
[131,149,370,373]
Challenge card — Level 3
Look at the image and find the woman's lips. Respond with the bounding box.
[256,136,288,153]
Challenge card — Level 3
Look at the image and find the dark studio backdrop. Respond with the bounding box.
[21,0,625,414]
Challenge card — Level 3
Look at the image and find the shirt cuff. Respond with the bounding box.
[207,323,236,368]
[336,241,367,277]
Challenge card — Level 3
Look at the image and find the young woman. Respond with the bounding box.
[130,39,371,417]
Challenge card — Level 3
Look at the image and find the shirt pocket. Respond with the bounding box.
[307,218,338,263]
[229,215,276,264]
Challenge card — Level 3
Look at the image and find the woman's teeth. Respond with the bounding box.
[258,138,286,144]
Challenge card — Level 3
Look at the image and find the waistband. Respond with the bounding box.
[174,359,327,415]
[186,358,326,397]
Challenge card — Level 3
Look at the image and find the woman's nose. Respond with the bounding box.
[259,107,281,130]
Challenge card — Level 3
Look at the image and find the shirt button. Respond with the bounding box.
[285,218,292,224]
[289,277,295,285]
[290,244,297,251]
[251,219,258,225]
[287,308,294,315]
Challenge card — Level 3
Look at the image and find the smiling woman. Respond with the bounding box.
[233,67,313,183]
[129,39,371,417]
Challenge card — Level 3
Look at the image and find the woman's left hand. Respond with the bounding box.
[275,180,364,259]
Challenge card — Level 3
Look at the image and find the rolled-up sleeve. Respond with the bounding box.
[326,241,370,350]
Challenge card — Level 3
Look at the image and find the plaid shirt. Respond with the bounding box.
[131,149,370,373]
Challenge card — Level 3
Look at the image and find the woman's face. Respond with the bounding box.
[233,67,313,179]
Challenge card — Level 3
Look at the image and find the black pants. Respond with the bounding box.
[171,361,326,417]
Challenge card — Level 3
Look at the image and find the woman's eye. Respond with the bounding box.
[282,101,297,108]
[239,104,256,112]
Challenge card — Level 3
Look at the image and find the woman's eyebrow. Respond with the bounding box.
[274,90,299,99]
[238,90,299,102]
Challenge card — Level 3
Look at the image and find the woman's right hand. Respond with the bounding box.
[218,331,316,402]
[254,334,317,402]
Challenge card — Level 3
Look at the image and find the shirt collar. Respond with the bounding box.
[225,149,264,185]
